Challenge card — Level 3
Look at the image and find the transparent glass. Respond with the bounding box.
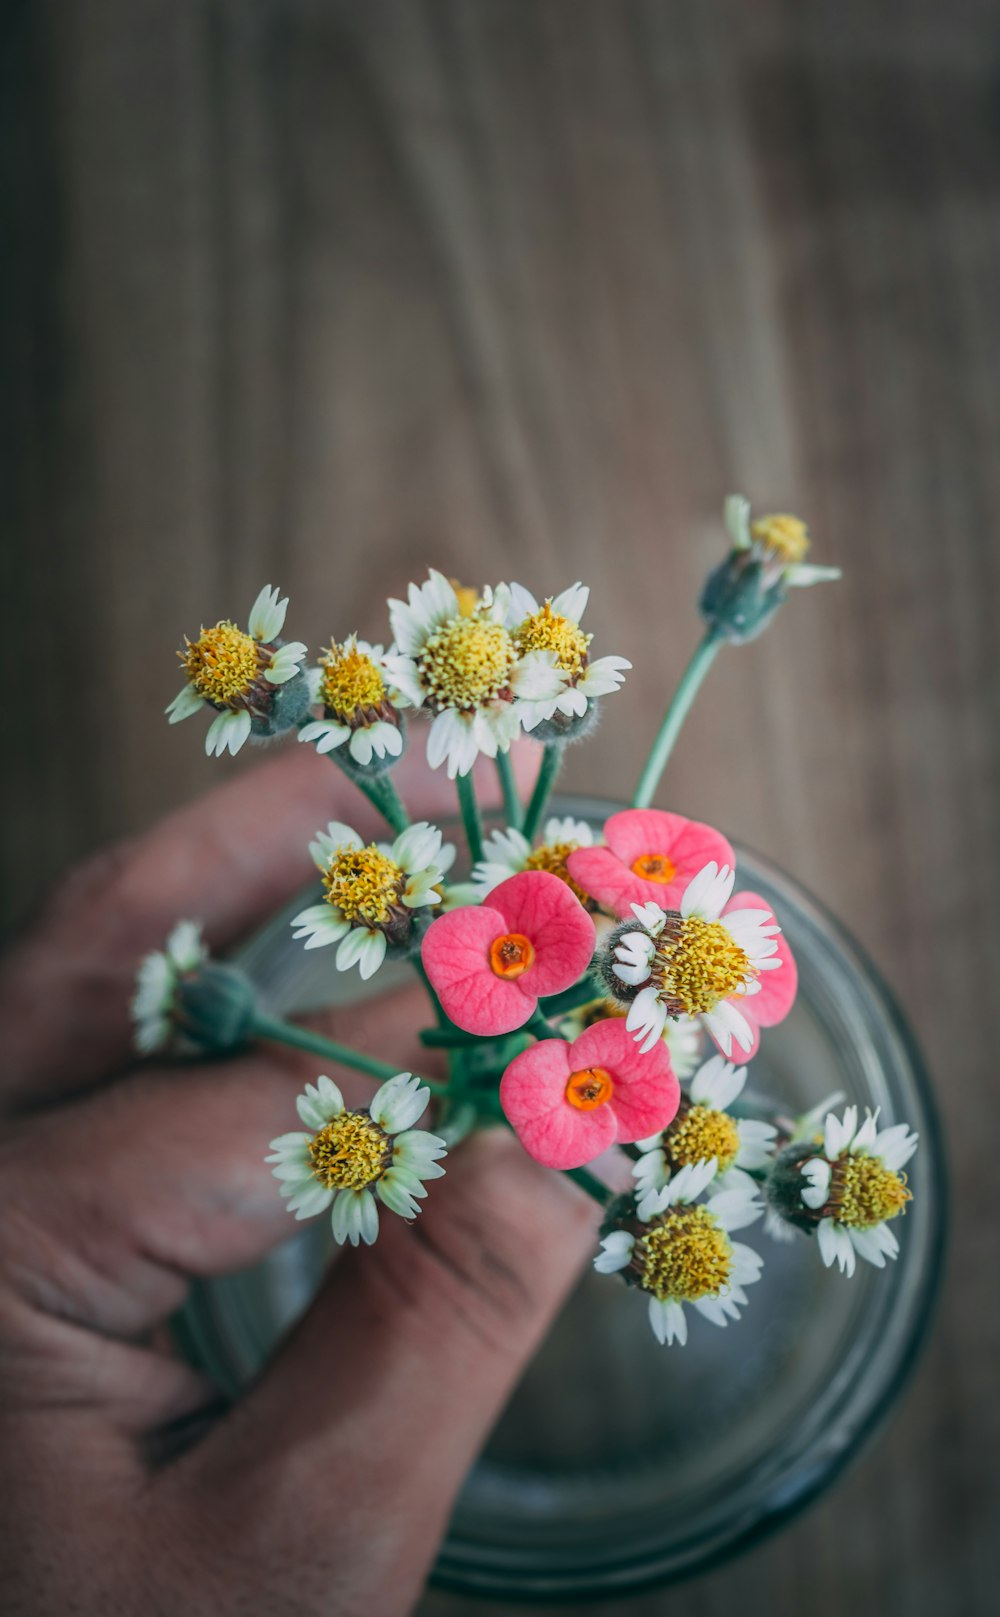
[176,796,946,1601]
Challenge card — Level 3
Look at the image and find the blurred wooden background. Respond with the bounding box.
[2,1,998,1612]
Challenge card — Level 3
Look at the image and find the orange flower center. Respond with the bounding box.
[631,853,677,884]
[489,932,535,979]
[565,1066,614,1110]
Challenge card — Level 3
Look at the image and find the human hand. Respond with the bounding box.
[0,747,599,1615]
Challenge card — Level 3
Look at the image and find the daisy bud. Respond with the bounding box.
[299,636,409,777]
[130,922,255,1055]
[165,585,310,756]
[765,1105,917,1276]
[173,960,257,1052]
[700,496,841,645]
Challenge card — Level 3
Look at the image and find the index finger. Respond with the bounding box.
[0,742,532,1111]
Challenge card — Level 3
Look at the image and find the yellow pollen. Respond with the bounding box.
[750,512,810,566]
[574,997,627,1031]
[631,853,677,884]
[833,1157,912,1229]
[668,1105,741,1173]
[450,581,482,617]
[323,845,403,926]
[655,916,755,1016]
[419,615,515,710]
[307,1112,389,1190]
[514,601,591,677]
[182,621,261,704]
[525,841,590,905]
[637,1206,733,1302]
[565,1065,613,1110]
[319,640,387,716]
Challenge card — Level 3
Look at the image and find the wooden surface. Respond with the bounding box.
[3,2,998,1612]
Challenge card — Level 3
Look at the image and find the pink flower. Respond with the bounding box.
[566,808,734,918]
[713,887,798,1060]
[421,870,596,1036]
[500,1018,680,1169]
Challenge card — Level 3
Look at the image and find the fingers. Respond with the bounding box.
[164,1131,599,1614]
[0,739,534,1112]
[0,984,440,1346]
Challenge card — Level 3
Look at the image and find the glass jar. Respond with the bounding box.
[176,796,946,1601]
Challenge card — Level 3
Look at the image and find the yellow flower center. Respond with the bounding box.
[654,916,755,1016]
[182,621,262,704]
[307,1112,390,1190]
[319,641,387,716]
[525,841,589,905]
[750,512,810,566]
[833,1156,911,1229]
[565,1065,613,1110]
[631,853,677,884]
[323,846,403,926]
[489,932,535,979]
[637,1206,733,1302]
[419,616,515,710]
[668,1105,741,1173]
[514,601,591,677]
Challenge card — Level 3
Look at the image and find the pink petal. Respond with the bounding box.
[565,845,659,917]
[572,1018,680,1143]
[421,906,536,1035]
[711,1016,761,1063]
[603,808,697,864]
[500,1040,617,1169]
[724,889,799,1026]
[484,871,596,997]
[569,813,736,917]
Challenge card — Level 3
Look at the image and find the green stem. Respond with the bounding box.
[419,1027,484,1049]
[525,1006,563,1042]
[522,742,563,841]
[563,1166,612,1205]
[325,750,411,835]
[250,1011,446,1094]
[456,770,484,865]
[632,628,724,808]
[371,774,410,835]
[495,751,523,830]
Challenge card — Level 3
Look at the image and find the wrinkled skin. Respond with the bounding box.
[0,747,597,1616]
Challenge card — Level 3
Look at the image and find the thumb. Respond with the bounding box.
[169,1129,599,1614]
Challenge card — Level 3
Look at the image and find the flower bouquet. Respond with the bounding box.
[137,497,919,1358]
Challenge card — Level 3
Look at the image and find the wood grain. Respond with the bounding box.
[3,2,997,1611]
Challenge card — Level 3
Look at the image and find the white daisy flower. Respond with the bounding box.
[631,1054,777,1210]
[291,819,454,978]
[612,863,784,1057]
[797,1105,917,1278]
[298,636,409,769]
[130,920,207,1054]
[266,1072,447,1246]
[166,585,309,757]
[383,571,564,778]
[505,582,631,732]
[472,815,598,905]
[724,495,842,590]
[594,1161,764,1346]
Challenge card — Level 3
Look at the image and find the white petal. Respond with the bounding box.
[370,1072,428,1133]
[689,1054,746,1112]
[724,493,752,551]
[248,583,289,642]
[165,684,204,723]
